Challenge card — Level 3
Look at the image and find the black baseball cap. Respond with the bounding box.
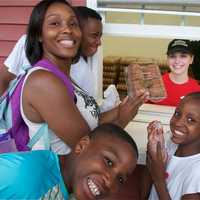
[167,39,193,55]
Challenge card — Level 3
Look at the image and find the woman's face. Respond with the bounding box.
[167,52,194,75]
[41,3,82,63]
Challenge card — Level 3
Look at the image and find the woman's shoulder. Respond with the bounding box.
[25,67,65,89]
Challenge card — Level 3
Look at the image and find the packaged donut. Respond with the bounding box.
[125,63,167,100]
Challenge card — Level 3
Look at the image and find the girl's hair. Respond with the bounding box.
[185,91,200,101]
[25,0,73,65]
[190,40,200,81]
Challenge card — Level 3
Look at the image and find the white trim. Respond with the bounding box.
[103,23,200,40]
[98,0,200,5]
[86,0,97,9]
[97,7,200,17]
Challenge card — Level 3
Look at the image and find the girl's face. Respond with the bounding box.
[41,3,82,63]
[170,97,200,149]
[167,52,194,75]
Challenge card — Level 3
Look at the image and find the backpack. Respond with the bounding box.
[0,72,48,153]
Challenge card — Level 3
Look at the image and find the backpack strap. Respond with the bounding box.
[27,123,50,150]
[0,76,26,133]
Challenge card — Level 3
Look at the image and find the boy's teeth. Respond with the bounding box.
[87,178,100,196]
[175,130,184,136]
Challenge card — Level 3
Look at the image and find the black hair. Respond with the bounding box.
[25,0,73,65]
[74,6,102,28]
[190,40,200,81]
[90,123,139,158]
[184,91,200,101]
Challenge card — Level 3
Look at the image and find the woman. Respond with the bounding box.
[21,0,89,153]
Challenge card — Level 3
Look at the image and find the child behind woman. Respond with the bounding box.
[144,91,200,200]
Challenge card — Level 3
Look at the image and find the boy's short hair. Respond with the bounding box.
[74,6,102,23]
[90,123,139,158]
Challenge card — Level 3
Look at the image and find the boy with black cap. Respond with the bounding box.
[152,39,200,107]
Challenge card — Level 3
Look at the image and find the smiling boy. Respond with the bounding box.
[0,123,138,200]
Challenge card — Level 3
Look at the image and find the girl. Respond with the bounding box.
[153,39,200,107]
[146,92,200,200]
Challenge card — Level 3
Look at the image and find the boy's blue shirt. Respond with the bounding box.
[0,150,69,199]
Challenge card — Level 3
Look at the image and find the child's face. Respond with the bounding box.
[81,18,102,57]
[167,52,193,76]
[72,135,137,200]
[170,98,200,147]
[41,3,81,61]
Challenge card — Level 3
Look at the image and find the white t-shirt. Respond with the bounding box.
[149,139,200,200]
[4,34,96,96]
[4,35,30,75]
[70,55,96,96]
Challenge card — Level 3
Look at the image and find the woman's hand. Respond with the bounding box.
[117,89,149,127]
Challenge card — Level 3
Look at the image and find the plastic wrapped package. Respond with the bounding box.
[125,63,167,100]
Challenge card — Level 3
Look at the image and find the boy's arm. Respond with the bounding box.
[0,65,16,95]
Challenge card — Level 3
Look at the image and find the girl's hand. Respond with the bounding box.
[147,121,168,164]
[147,142,166,183]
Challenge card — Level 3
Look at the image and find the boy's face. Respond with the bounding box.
[81,18,102,57]
[167,52,193,76]
[71,135,137,200]
[170,97,200,148]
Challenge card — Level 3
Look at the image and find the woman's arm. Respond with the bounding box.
[99,91,148,128]
[22,70,90,148]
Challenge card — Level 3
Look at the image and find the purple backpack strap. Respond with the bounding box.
[34,59,74,99]
[10,75,30,151]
